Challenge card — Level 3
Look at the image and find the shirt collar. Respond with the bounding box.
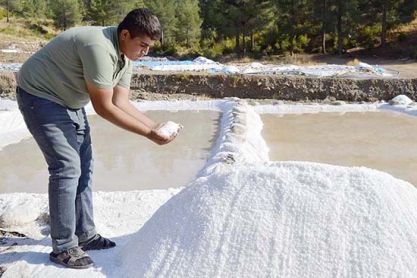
[112,26,125,62]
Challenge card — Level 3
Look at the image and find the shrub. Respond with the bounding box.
[0,7,6,20]
[398,33,408,42]
[358,25,381,49]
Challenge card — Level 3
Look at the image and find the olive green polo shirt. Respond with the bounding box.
[17,26,132,109]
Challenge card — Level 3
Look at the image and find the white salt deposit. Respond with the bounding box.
[0,63,21,72]
[1,97,417,277]
[0,99,18,111]
[389,94,413,106]
[1,57,395,77]
[0,110,31,150]
[1,49,18,53]
[118,162,417,278]
[157,121,183,137]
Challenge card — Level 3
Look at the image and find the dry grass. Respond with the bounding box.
[388,17,417,42]
[0,17,58,62]
[392,18,417,34]
[0,17,57,43]
[346,58,363,66]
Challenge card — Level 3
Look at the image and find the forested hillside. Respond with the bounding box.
[0,0,416,58]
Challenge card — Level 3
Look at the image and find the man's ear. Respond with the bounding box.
[120,29,130,41]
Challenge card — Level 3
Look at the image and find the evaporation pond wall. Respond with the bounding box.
[0,110,220,193]
[261,111,417,187]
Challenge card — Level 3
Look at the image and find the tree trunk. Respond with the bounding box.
[6,0,9,23]
[337,0,343,54]
[242,33,246,56]
[235,29,240,53]
[290,33,295,56]
[250,32,254,52]
[381,0,388,47]
[61,3,67,30]
[290,0,295,56]
[321,0,327,54]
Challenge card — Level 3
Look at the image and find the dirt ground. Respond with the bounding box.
[311,55,417,79]
[0,36,45,63]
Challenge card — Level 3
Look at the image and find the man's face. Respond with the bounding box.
[119,30,155,60]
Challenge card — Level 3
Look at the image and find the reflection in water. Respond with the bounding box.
[0,111,220,193]
[262,111,417,187]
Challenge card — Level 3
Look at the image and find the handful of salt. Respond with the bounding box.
[157,121,183,137]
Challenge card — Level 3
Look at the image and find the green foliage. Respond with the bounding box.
[175,0,202,48]
[1,0,417,57]
[146,0,178,45]
[50,0,81,30]
[398,33,407,42]
[358,25,381,49]
[200,43,220,58]
[202,0,275,53]
[87,0,117,26]
[0,6,6,19]
[21,0,48,18]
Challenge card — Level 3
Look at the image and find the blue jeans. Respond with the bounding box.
[16,87,96,253]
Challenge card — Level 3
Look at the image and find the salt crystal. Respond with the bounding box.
[157,121,182,137]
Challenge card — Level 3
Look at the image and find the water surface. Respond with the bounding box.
[0,110,220,193]
[262,111,417,187]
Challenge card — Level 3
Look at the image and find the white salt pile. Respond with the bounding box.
[118,161,417,277]
[157,121,183,138]
[389,95,413,106]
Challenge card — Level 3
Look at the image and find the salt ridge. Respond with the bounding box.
[1,98,417,277]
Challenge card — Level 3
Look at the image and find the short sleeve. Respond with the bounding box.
[78,44,113,89]
[117,62,132,89]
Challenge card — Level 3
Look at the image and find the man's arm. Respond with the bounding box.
[112,85,156,128]
[86,81,174,145]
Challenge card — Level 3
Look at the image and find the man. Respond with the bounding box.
[16,8,176,269]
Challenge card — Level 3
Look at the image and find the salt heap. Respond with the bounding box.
[118,161,417,278]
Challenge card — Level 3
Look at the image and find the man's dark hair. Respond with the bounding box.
[118,8,162,40]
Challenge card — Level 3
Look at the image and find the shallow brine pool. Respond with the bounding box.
[0,110,220,193]
[261,110,417,187]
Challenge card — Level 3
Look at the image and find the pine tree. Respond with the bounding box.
[275,0,313,55]
[311,0,332,53]
[112,0,140,24]
[87,0,116,26]
[21,0,48,18]
[202,0,274,54]
[366,0,417,48]
[243,0,275,52]
[1,0,23,22]
[49,0,81,30]
[175,0,202,48]
[145,0,178,46]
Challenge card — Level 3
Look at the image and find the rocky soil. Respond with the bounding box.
[1,71,417,102]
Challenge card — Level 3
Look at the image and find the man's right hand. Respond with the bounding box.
[146,123,178,145]
[87,82,180,145]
